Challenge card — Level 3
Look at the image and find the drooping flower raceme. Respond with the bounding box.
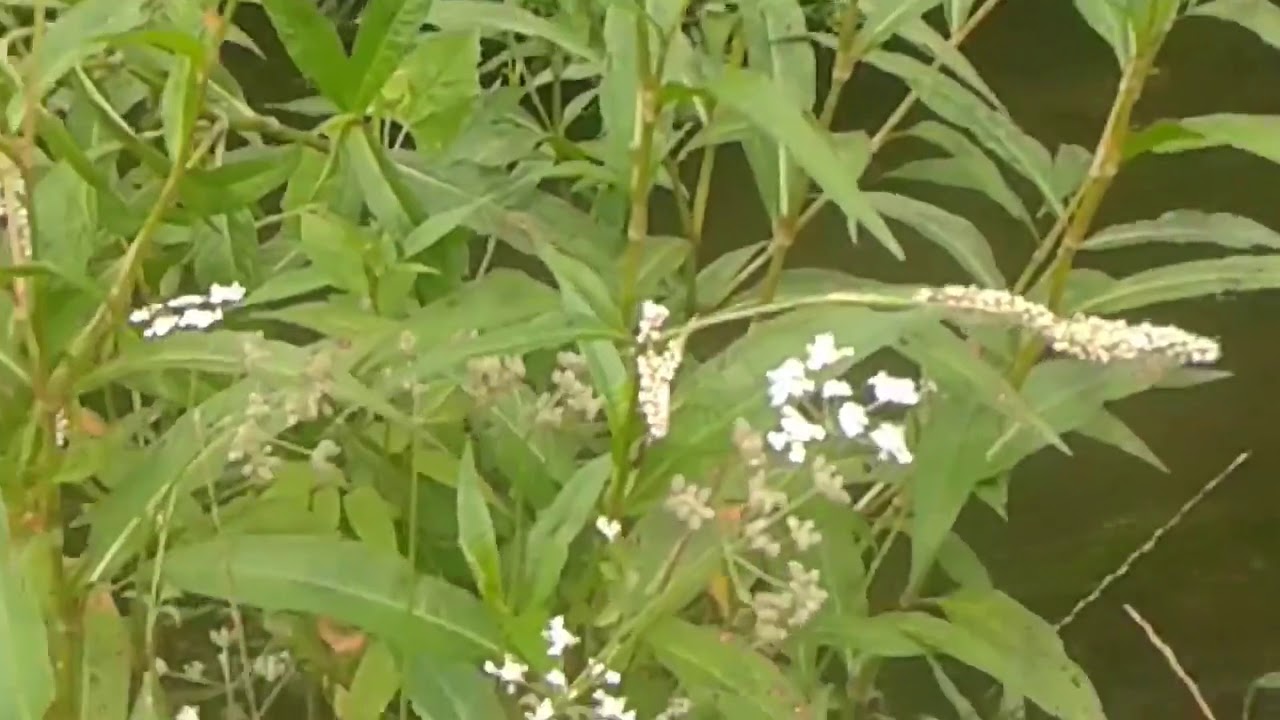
[635,301,685,440]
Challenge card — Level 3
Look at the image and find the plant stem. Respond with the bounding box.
[794,0,1005,235]
[609,6,664,516]
[755,0,863,307]
[1007,33,1166,386]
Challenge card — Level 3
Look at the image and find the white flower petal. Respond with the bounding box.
[870,422,913,464]
[868,371,921,406]
[837,402,869,438]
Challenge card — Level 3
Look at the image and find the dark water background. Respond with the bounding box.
[229,1,1280,717]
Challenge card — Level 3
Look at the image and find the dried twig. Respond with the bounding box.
[1056,452,1248,630]
[1123,604,1218,720]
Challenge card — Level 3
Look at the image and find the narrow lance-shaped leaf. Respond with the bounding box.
[887,120,1032,228]
[79,586,130,720]
[427,0,602,62]
[706,65,902,258]
[907,397,996,590]
[1067,255,1280,314]
[520,455,612,612]
[1084,209,1280,252]
[866,51,1062,218]
[869,192,1005,288]
[1188,0,1280,54]
[1130,113,1280,164]
[0,496,55,720]
[261,0,352,106]
[7,0,149,129]
[1072,0,1134,67]
[456,442,504,608]
[162,536,504,660]
[348,0,438,112]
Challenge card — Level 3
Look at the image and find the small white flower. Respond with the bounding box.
[778,405,826,443]
[870,422,913,464]
[587,658,623,686]
[153,657,169,675]
[526,697,556,720]
[544,668,568,690]
[542,616,579,657]
[765,358,814,406]
[593,689,637,720]
[181,661,205,681]
[208,626,231,649]
[175,706,200,720]
[595,516,622,542]
[145,314,180,339]
[867,371,921,406]
[821,379,854,399]
[836,401,869,438]
[483,654,528,693]
[805,333,852,371]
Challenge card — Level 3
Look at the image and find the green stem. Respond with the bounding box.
[794,0,1005,235]
[609,5,664,515]
[1007,33,1166,386]
[755,0,863,307]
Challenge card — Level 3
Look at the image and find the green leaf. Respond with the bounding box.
[1076,410,1167,472]
[261,0,352,106]
[337,640,400,720]
[647,617,805,720]
[908,397,994,589]
[8,0,148,129]
[520,454,611,612]
[858,0,943,51]
[927,656,983,720]
[427,0,601,62]
[0,496,54,720]
[1134,113,1280,163]
[741,0,815,111]
[898,324,1066,454]
[403,196,490,257]
[456,442,504,607]
[163,536,503,660]
[403,654,505,720]
[867,51,1062,217]
[988,359,1188,471]
[1084,209,1280,252]
[1072,0,1133,66]
[159,53,199,162]
[79,586,130,720]
[944,0,978,33]
[32,161,97,279]
[1189,0,1280,53]
[908,588,1105,720]
[896,18,1006,111]
[869,192,1005,287]
[299,209,372,297]
[343,126,421,236]
[888,120,1032,228]
[707,65,901,257]
[345,486,401,555]
[349,0,438,111]
[1066,255,1280,314]
[243,267,331,306]
[694,241,769,311]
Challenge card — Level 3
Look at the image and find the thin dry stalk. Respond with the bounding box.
[1055,452,1248,631]
[1123,604,1218,720]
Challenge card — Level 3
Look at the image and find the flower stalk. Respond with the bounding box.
[1009,27,1169,386]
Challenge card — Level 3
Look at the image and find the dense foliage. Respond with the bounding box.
[2,0,1280,718]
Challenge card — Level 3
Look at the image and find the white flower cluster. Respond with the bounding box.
[764,333,917,465]
[635,301,685,440]
[127,282,246,339]
[535,351,606,427]
[482,615,671,720]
